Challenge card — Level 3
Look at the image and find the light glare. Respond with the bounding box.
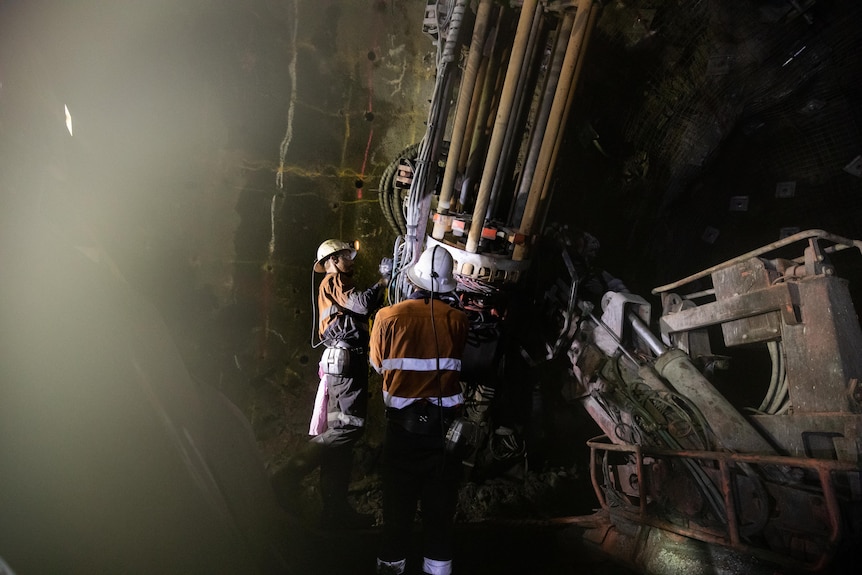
[64,104,73,136]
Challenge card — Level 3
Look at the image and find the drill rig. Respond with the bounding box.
[379,2,862,573]
[568,230,862,574]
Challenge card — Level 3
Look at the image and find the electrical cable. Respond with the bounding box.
[758,341,781,412]
[489,429,525,461]
[398,157,415,235]
[605,354,726,522]
[378,154,400,233]
[379,143,421,237]
[309,264,325,349]
[766,343,788,414]
[431,247,442,403]
[397,3,466,291]
[427,245,449,477]
[551,275,579,357]
[390,236,412,305]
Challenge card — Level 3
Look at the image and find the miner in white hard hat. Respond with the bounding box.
[272,239,390,529]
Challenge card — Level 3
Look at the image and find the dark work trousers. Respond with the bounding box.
[379,420,461,567]
[312,348,369,447]
[311,348,369,517]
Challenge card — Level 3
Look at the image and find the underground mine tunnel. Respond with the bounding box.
[1,1,861,574]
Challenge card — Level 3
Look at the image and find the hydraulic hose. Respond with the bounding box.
[608,357,726,522]
[379,143,421,236]
[378,154,401,234]
[758,341,781,413]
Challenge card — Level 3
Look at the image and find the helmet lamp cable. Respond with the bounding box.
[429,246,448,475]
[310,261,325,349]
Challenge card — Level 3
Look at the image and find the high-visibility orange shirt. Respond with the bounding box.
[370,295,469,409]
[318,271,383,349]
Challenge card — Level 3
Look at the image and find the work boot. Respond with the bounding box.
[271,441,324,511]
[376,558,406,575]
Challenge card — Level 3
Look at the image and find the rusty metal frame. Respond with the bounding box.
[658,281,800,336]
[586,434,860,572]
[652,229,862,295]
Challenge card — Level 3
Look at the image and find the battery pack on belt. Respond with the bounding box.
[385,402,462,436]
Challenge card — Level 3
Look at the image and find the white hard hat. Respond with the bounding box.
[314,239,355,272]
[406,245,457,292]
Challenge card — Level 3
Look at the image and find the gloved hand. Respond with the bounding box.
[378,257,393,280]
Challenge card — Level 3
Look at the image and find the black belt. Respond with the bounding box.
[386,402,462,436]
[326,342,365,354]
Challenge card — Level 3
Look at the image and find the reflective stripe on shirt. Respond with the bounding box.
[383,391,464,409]
[379,357,461,372]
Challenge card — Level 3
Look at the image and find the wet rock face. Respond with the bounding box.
[193,0,438,455]
[3,0,435,461]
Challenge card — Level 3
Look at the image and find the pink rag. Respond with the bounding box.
[308,374,328,436]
